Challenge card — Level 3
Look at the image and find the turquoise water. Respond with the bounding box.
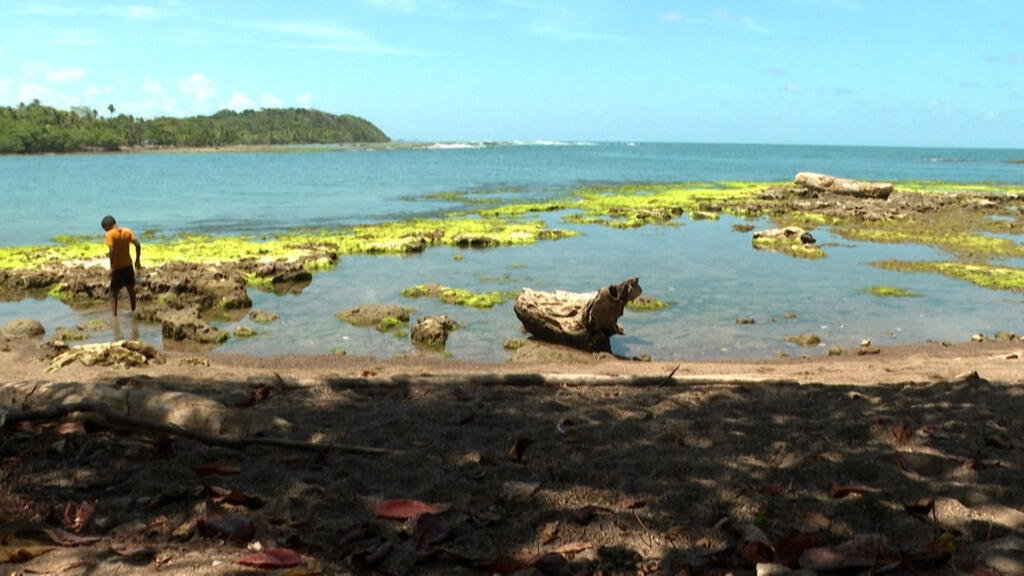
[1,142,1022,361]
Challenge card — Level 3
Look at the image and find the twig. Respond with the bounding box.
[2,401,398,456]
[658,364,681,387]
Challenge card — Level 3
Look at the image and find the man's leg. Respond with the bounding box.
[111,288,119,317]
[127,285,137,313]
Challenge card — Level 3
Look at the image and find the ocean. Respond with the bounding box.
[1,142,1022,361]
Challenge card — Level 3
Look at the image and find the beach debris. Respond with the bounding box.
[514,276,643,352]
[795,171,894,199]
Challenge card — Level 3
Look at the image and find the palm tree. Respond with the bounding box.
[108,104,115,117]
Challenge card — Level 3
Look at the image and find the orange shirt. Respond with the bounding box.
[105,227,136,270]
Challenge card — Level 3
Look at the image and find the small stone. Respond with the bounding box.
[860,339,871,347]
[828,346,843,356]
[971,333,987,342]
[736,317,757,325]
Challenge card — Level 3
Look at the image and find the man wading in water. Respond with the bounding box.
[101,215,141,317]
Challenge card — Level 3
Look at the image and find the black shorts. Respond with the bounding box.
[110,266,135,294]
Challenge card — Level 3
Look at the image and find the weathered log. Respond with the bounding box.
[513,277,642,352]
[795,172,893,199]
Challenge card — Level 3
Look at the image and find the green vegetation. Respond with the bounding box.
[871,261,1024,294]
[0,217,577,271]
[0,99,388,154]
[860,285,921,298]
[625,296,671,312]
[402,283,511,309]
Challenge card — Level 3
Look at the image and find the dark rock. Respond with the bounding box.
[335,305,413,332]
[411,315,458,348]
[2,317,45,339]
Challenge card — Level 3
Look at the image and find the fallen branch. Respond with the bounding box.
[1,402,398,456]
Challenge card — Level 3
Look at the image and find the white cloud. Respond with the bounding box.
[105,4,162,19]
[178,73,218,104]
[297,92,313,108]
[84,86,114,97]
[229,91,256,110]
[141,77,163,94]
[47,66,86,83]
[18,82,60,104]
[245,20,405,54]
[260,93,284,108]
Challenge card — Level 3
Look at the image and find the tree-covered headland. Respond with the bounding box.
[0,99,390,154]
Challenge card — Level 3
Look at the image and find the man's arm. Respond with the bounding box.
[133,238,142,269]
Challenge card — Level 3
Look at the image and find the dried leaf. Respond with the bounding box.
[904,497,935,515]
[799,534,900,571]
[800,510,831,531]
[828,483,867,498]
[0,538,57,562]
[619,498,646,510]
[193,459,241,477]
[507,437,534,462]
[573,505,609,525]
[412,513,453,551]
[208,485,263,508]
[550,541,591,555]
[41,527,102,547]
[374,499,450,520]
[197,511,254,542]
[63,498,96,532]
[236,547,302,569]
[775,532,822,567]
[892,421,913,445]
[985,434,1013,449]
[58,420,86,436]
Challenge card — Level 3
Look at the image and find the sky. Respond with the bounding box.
[0,0,1021,148]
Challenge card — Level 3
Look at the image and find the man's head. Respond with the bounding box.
[101,215,116,231]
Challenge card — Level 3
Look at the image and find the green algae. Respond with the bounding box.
[568,181,775,228]
[751,236,826,260]
[625,296,671,312]
[0,216,578,271]
[871,260,1024,294]
[402,283,510,309]
[861,285,921,298]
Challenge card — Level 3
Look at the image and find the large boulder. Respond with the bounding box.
[752,226,825,259]
[336,305,413,332]
[159,308,229,344]
[2,317,45,339]
[410,315,458,348]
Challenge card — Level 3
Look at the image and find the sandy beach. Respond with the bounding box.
[2,336,1023,575]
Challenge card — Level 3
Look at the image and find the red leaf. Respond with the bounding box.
[236,547,302,569]
[892,421,913,445]
[374,499,450,520]
[63,498,96,532]
[800,534,900,571]
[193,460,241,476]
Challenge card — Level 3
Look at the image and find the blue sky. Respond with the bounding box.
[0,1,1021,147]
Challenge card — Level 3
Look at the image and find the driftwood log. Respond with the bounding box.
[514,277,642,352]
[794,171,893,199]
